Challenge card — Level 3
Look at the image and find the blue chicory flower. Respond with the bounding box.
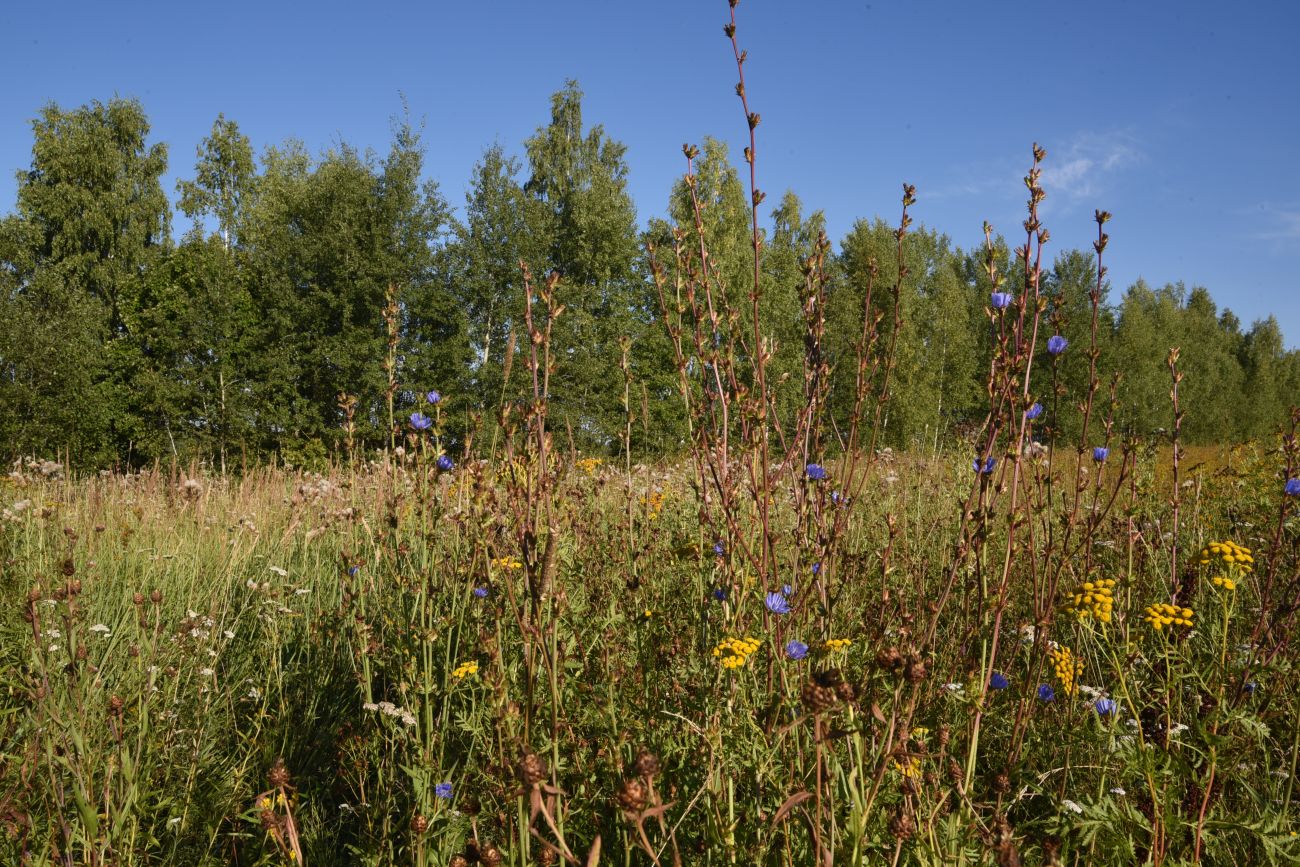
[1095,698,1117,717]
[991,292,1013,310]
[1025,402,1043,420]
[713,541,725,557]
[347,565,360,577]
[765,591,791,615]
[1285,478,1300,497]
[437,454,455,472]
[409,412,432,431]
[1092,446,1109,463]
[782,584,793,596]
[1047,335,1068,355]
[473,586,489,599]
[806,463,827,481]
[426,390,442,405]
[1244,681,1259,695]
[973,456,997,475]
[435,782,453,799]
[811,562,821,575]
[785,640,809,660]
[1037,684,1055,702]
[712,587,728,602]
[990,672,1009,690]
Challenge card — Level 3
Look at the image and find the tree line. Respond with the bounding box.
[1,86,1295,469]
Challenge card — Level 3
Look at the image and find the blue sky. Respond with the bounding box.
[3,0,1298,346]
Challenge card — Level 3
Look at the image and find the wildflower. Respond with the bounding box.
[451,661,478,680]
[1092,446,1109,463]
[1210,574,1236,591]
[713,541,725,557]
[640,609,653,622]
[711,587,727,601]
[1144,602,1194,631]
[823,638,852,653]
[473,586,489,599]
[811,562,821,575]
[426,390,442,405]
[1048,645,1083,696]
[437,454,454,472]
[89,623,110,635]
[973,456,996,475]
[989,672,1009,690]
[1198,540,1254,573]
[830,491,843,505]
[782,584,793,596]
[435,782,453,799]
[806,463,827,481]
[1244,681,1259,695]
[1025,402,1043,420]
[490,556,523,571]
[1094,698,1117,717]
[1065,578,1116,624]
[785,640,809,660]
[765,591,791,615]
[714,636,761,669]
[1286,478,1300,496]
[409,412,432,431]
[893,756,922,779]
[990,292,1013,309]
[348,565,360,577]
[199,667,214,677]
[1037,684,1055,702]
[1047,335,1068,355]
[1061,799,1084,814]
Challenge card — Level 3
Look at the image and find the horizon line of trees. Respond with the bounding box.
[1,86,1296,470]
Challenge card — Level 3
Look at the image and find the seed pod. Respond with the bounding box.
[616,778,648,813]
[634,749,661,779]
[268,758,291,788]
[410,814,429,835]
[518,751,548,787]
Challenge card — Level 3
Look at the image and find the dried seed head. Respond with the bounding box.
[518,751,548,787]
[480,843,504,867]
[27,586,42,604]
[150,589,163,605]
[994,772,1011,794]
[634,749,661,779]
[449,856,470,867]
[536,847,559,866]
[61,558,76,577]
[460,794,481,817]
[889,809,914,840]
[108,695,124,716]
[410,814,429,835]
[268,758,291,788]
[616,778,648,813]
[132,592,145,606]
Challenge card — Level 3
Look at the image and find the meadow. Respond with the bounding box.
[4,4,1300,866]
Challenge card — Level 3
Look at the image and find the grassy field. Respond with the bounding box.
[2,434,1298,866]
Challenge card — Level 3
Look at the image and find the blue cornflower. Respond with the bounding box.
[426,390,442,405]
[1037,684,1055,702]
[990,292,1013,310]
[806,463,827,481]
[973,456,997,475]
[347,565,360,577]
[473,586,489,599]
[409,412,432,431]
[811,562,821,575]
[1025,402,1043,420]
[1094,698,1117,718]
[1047,335,1068,355]
[713,541,725,556]
[1092,446,1109,463]
[765,591,791,615]
[437,454,455,472]
[1285,478,1300,497]
[712,587,728,602]
[785,640,809,660]
[990,672,1009,690]
[434,782,453,799]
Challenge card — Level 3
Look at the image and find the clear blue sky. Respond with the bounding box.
[3,0,1298,346]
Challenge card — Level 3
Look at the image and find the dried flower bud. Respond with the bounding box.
[519,751,548,787]
[616,778,648,813]
[150,589,163,605]
[268,758,291,788]
[634,749,661,779]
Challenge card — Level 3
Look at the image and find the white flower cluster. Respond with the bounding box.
[363,701,417,728]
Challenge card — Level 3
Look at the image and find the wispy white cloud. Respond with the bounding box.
[1249,205,1300,242]
[1039,131,1141,202]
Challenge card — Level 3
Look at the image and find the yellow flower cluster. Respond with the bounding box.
[893,756,922,779]
[1143,602,1194,631]
[1048,644,1083,696]
[490,556,523,571]
[576,456,603,476]
[1198,540,1253,572]
[1065,578,1116,623]
[1210,574,1237,591]
[823,638,852,653]
[640,490,666,521]
[713,636,761,669]
[451,661,478,680]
